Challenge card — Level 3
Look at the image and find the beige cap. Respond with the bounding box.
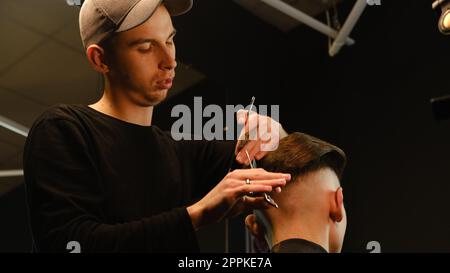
[79,0,193,48]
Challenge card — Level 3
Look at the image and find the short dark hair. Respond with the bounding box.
[98,34,115,52]
[259,132,347,182]
[97,33,118,67]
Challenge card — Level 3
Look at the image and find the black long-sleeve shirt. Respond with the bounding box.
[23,104,236,252]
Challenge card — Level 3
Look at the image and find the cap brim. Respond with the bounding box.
[116,0,193,33]
[164,0,193,16]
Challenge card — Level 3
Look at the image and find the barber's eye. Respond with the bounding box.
[138,43,153,52]
[166,40,174,46]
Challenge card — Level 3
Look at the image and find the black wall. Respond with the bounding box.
[0,184,31,252]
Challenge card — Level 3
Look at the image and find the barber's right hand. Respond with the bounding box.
[187,168,290,230]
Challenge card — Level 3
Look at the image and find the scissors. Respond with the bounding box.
[236,96,256,151]
[244,149,279,208]
[229,96,279,208]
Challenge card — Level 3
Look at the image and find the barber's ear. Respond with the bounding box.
[330,187,344,222]
[86,45,110,73]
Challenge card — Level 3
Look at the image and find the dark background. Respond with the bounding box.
[2,0,450,252]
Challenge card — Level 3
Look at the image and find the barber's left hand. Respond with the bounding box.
[235,110,287,165]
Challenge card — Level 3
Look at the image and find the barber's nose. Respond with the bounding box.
[160,49,177,71]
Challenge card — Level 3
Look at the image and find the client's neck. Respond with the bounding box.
[270,213,330,252]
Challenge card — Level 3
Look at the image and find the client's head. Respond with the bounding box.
[254,132,347,253]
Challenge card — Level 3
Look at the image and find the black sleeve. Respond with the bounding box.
[24,118,198,252]
[175,137,237,198]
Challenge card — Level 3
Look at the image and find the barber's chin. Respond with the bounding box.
[157,89,168,98]
[146,89,168,105]
[152,87,169,95]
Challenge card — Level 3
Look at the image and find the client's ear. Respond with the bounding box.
[245,213,271,252]
[330,187,344,222]
[245,214,265,240]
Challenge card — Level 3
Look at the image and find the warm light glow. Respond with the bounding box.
[444,12,450,29]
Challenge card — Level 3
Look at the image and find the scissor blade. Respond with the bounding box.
[245,150,254,168]
[264,194,279,208]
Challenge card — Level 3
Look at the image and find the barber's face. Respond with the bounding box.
[107,5,177,106]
